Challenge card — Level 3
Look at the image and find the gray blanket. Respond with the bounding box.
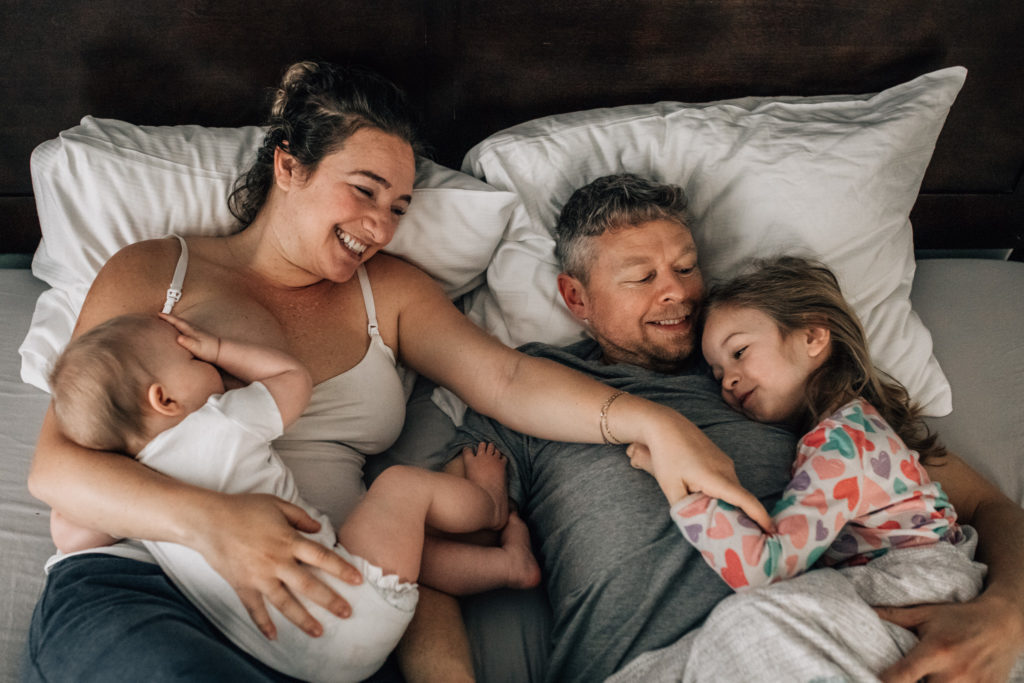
[607,527,1021,682]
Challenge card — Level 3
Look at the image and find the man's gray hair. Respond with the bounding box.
[554,173,690,283]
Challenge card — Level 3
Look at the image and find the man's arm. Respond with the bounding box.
[878,452,1024,682]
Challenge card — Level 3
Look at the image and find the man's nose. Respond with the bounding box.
[655,271,686,302]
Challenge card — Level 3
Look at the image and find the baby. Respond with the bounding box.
[48,311,539,683]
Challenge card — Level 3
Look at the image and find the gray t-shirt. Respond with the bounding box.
[446,339,796,682]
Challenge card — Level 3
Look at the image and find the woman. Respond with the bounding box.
[23,61,766,681]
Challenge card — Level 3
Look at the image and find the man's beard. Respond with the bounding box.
[596,334,698,374]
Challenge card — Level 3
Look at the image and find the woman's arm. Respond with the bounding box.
[28,240,360,639]
[50,509,118,553]
[389,261,771,528]
[878,452,1024,682]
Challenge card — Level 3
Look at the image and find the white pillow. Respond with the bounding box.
[20,116,517,391]
[460,67,966,417]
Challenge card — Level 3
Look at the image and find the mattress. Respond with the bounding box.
[1,269,52,680]
[1,258,1022,682]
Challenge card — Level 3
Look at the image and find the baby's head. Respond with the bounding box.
[50,313,224,454]
[701,256,872,430]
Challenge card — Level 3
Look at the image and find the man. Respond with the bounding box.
[413,174,1024,682]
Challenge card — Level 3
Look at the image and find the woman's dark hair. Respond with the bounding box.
[228,61,425,226]
[706,256,946,464]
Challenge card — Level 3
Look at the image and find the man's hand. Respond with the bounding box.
[877,595,1024,682]
[194,492,363,640]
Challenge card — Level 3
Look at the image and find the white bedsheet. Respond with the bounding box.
[0,269,52,680]
[1,259,1022,682]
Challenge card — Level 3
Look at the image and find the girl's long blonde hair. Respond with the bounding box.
[706,256,945,464]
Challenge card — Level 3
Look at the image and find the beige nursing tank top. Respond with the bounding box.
[166,237,410,524]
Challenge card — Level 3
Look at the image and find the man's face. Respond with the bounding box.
[561,219,704,373]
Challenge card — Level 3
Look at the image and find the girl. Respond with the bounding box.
[618,255,1024,682]
[629,255,982,591]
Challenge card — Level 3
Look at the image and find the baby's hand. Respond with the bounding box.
[626,442,654,475]
[159,312,221,364]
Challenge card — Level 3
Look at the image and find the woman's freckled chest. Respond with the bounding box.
[247,279,371,380]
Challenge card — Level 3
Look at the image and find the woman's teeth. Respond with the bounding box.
[336,228,367,255]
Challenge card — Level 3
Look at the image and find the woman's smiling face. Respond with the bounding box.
[276,127,415,284]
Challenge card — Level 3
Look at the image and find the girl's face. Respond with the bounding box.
[701,305,829,426]
[274,127,415,285]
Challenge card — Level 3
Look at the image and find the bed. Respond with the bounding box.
[2,2,1022,682]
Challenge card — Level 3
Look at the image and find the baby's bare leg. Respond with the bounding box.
[337,447,507,583]
[419,511,541,595]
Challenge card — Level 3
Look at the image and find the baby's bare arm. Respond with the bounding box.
[159,313,312,428]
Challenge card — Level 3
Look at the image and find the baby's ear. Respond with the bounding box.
[147,383,184,417]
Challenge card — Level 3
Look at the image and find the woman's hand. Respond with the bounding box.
[626,424,773,532]
[194,492,363,640]
[876,594,1024,682]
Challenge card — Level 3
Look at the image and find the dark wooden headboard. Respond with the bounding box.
[3,1,1021,258]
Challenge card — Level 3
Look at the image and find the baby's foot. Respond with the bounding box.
[462,442,509,530]
[501,511,542,589]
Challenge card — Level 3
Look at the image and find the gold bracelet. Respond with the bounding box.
[600,390,626,445]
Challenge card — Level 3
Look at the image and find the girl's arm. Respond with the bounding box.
[160,313,313,429]
[651,403,898,590]
[668,435,864,590]
[28,240,360,640]
[390,260,772,529]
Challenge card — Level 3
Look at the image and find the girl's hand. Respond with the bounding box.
[159,312,221,365]
[194,492,363,640]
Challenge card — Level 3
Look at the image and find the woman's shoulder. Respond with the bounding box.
[364,252,444,298]
[105,236,183,266]
[90,237,189,293]
[76,238,188,332]
[365,251,428,278]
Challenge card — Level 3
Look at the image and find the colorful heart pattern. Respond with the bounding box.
[671,398,960,591]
